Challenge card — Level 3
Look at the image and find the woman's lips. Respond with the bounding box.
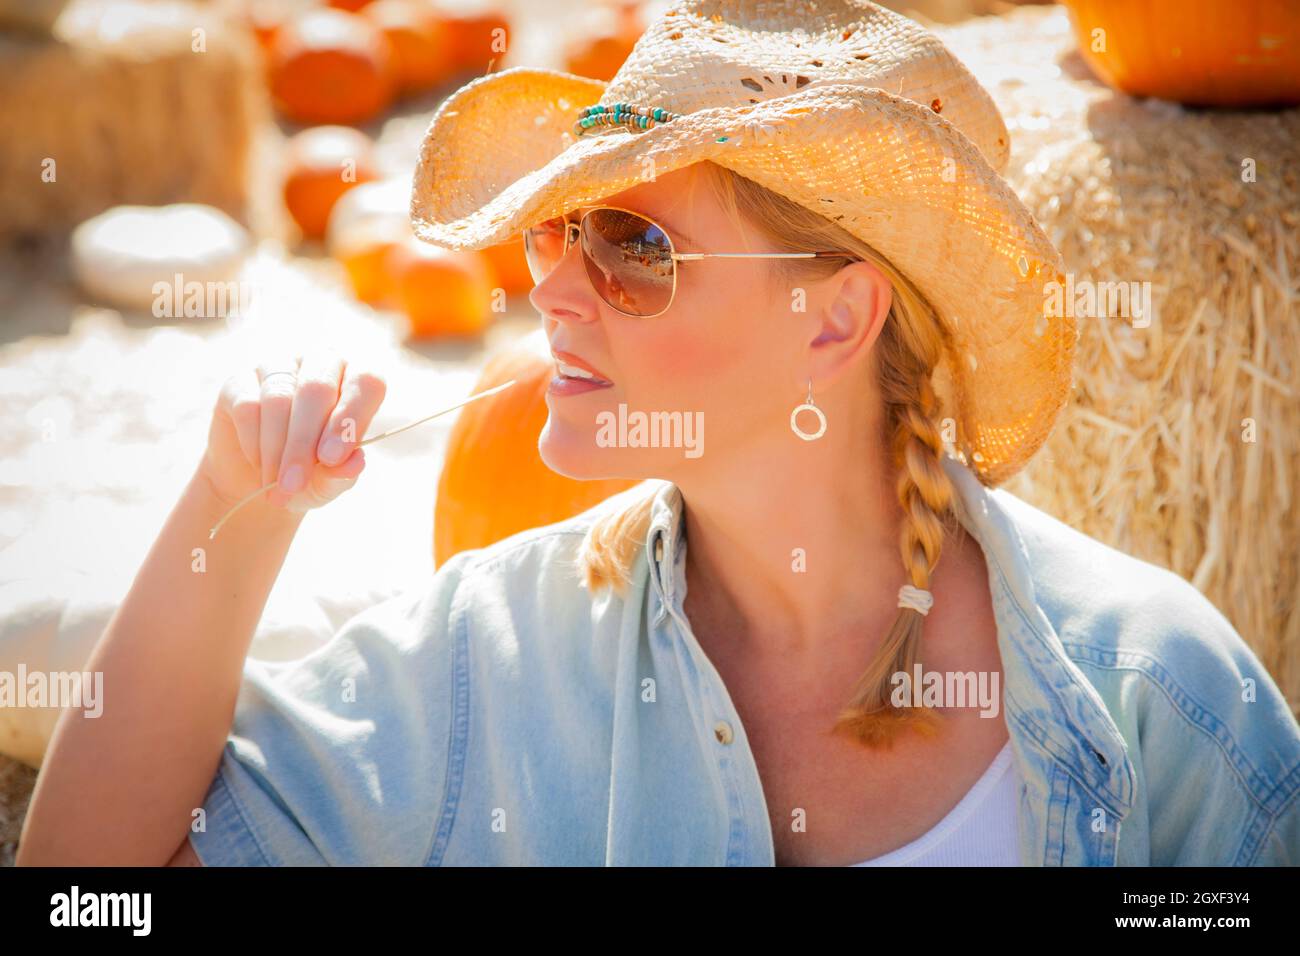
[547,374,612,397]
[551,349,612,383]
[549,349,614,395]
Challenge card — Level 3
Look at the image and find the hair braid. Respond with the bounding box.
[830,303,961,749]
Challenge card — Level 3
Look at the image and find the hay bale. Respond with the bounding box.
[0,0,72,36]
[936,8,1300,713]
[0,0,265,242]
[0,754,37,867]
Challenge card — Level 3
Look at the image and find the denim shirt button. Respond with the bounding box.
[713,720,734,745]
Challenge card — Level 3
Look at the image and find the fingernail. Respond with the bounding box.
[320,436,344,464]
[279,464,304,494]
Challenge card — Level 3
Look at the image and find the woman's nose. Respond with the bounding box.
[528,230,599,324]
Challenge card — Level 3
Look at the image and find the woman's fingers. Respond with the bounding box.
[273,351,345,506]
[316,362,387,466]
[301,446,368,508]
[217,368,264,471]
[256,355,302,492]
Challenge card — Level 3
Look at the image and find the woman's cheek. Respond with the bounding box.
[631,313,743,393]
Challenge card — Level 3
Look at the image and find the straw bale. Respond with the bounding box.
[937,7,1300,713]
[0,1,72,36]
[0,0,264,242]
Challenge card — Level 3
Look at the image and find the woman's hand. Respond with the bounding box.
[201,349,387,512]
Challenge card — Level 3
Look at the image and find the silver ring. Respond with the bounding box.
[260,370,297,386]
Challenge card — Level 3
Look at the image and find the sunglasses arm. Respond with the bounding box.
[671,251,843,261]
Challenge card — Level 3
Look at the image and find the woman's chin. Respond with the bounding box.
[539,423,640,481]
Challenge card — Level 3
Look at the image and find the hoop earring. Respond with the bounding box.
[790,378,827,441]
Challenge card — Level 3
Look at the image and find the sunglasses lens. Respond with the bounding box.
[580,209,674,317]
[522,216,569,284]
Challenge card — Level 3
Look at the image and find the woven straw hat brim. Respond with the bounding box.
[411,66,1075,487]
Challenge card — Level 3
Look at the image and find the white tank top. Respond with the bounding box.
[849,740,1021,866]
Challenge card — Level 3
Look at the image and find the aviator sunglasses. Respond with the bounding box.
[522,205,845,318]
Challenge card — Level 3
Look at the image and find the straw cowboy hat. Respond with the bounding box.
[410,0,1076,486]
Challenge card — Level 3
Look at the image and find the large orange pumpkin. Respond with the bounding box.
[282,126,379,240]
[434,328,638,566]
[364,0,455,95]
[1062,0,1300,106]
[438,6,511,74]
[326,178,411,303]
[244,0,313,55]
[269,9,396,125]
[388,237,496,338]
[563,2,645,82]
[479,237,534,296]
[334,217,410,303]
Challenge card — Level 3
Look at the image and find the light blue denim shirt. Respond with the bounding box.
[188,453,1300,866]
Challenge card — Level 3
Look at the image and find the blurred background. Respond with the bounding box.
[0,0,1297,863]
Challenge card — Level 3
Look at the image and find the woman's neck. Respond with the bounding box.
[675,448,911,660]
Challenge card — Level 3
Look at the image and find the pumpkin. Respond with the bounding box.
[479,237,534,296]
[269,9,396,125]
[335,217,411,304]
[242,0,312,54]
[282,126,379,240]
[563,2,645,82]
[388,236,496,338]
[71,204,251,314]
[1062,0,1300,106]
[364,0,454,95]
[438,5,511,74]
[434,328,639,566]
[326,178,411,303]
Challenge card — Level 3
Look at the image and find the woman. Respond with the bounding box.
[19,0,1300,866]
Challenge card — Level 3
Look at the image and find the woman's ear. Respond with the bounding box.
[810,260,891,356]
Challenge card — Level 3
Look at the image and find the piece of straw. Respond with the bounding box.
[207,379,519,540]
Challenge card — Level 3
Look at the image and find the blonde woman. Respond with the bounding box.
[20,0,1300,867]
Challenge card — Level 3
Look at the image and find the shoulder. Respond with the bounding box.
[991,488,1273,702]
[993,490,1236,658]
[992,489,1300,860]
[418,481,660,660]
[433,480,660,608]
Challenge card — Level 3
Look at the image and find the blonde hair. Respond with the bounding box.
[575,160,962,750]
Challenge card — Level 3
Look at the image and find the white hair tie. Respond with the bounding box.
[897,585,934,617]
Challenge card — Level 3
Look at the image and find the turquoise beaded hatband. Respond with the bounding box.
[574,103,684,137]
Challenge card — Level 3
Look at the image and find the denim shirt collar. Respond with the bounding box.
[643,453,1138,826]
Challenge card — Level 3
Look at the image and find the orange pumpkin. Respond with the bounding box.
[434,328,638,566]
[334,218,409,303]
[1062,0,1300,106]
[439,6,511,74]
[269,9,396,125]
[239,0,316,56]
[326,178,411,303]
[388,237,496,338]
[364,0,455,95]
[283,126,379,240]
[479,237,534,296]
[564,2,645,82]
